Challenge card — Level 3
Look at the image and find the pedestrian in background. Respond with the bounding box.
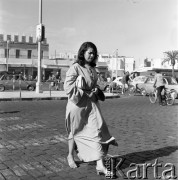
[55,71,61,90]
[28,74,33,81]
[48,75,52,81]
[153,70,165,106]
[129,72,134,82]
[107,76,111,83]
[121,71,130,94]
[64,42,117,176]
[23,74,27,81]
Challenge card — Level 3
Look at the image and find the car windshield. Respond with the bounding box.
[0,75,5,80]
[0,74,25,81]
[134,76,147,82]
[0,74,13,80]
[145,76,155,83]
[164,77,178,85]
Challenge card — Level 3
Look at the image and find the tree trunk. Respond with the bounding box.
[172,65,175,78]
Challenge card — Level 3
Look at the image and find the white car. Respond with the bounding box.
[137,76,178,98]
[129,76,147,88]
[112,77,128,89]
[113,77,123,86]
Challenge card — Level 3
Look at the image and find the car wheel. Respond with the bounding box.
[28,85,35,91]
[0,85,5,92]
[140,88,147,96]
[128,85,135,95]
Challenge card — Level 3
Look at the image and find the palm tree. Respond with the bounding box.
[162,50,178,78]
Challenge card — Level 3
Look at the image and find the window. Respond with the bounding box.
[16,49,20,58]
[27,50,32,59]
[147,77,154,83]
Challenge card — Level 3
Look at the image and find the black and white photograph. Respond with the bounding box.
[0,0,178,179]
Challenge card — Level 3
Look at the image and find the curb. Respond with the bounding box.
[0,97,68,101]
[0,95,120,101]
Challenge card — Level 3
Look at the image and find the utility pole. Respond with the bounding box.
[116,49,118,78]
[6,40,10,72]
[123,56,125,73]
[36,0,43,93]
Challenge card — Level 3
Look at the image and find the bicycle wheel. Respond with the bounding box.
[128,86,135,96]
[166,93,175,105]
[149,92,157,103]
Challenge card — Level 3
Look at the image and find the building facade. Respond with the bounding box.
[134,58,178,78]
[0,34,50,79]
[0,34,110,82]
[98,54,135,77]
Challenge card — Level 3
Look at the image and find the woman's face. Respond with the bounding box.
[84,48,95,64]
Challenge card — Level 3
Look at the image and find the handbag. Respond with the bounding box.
[76,75,86,89]
[95,88,105,101]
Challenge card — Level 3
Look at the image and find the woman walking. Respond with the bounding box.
[64,42,117,176]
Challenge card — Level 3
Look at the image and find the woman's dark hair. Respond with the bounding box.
[75,42,98,67]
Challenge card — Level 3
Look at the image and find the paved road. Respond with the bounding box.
[0,96,178,180]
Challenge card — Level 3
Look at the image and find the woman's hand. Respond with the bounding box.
[92,87,98,94]
[88,91,98,102]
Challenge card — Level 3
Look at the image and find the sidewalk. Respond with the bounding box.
[0,90,120,101]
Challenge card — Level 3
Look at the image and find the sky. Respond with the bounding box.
[0,0,177,65]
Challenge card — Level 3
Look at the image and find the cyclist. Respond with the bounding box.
[153,70,165,106]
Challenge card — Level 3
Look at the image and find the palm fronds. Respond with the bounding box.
[162,50,178,66]
[162,50,178,78]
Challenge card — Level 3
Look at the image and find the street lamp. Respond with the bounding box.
[116,49,118,78]
[36,0,43,93]
[6,40,10,72]
[123,57,125,73]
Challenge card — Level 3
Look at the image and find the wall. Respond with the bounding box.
[0,34,49,60]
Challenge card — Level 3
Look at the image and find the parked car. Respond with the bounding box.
[0,73,36,91]
[113,77,123,86]
[137,76,178,97]
[109,77,129,93]
[97,79,110,92]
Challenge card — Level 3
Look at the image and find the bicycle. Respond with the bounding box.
[149,87,176,105]
[120,84,138,96]
[128,84,147,96]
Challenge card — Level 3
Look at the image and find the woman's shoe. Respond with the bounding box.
[96,167,107,175]
[96,167,113,177]
[67,156,77,168]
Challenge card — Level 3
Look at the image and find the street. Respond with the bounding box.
[0,96,178,180]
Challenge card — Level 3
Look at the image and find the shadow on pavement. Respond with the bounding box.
[0,110,20,114]
[173,102,178,106]
[115,145,178,170]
